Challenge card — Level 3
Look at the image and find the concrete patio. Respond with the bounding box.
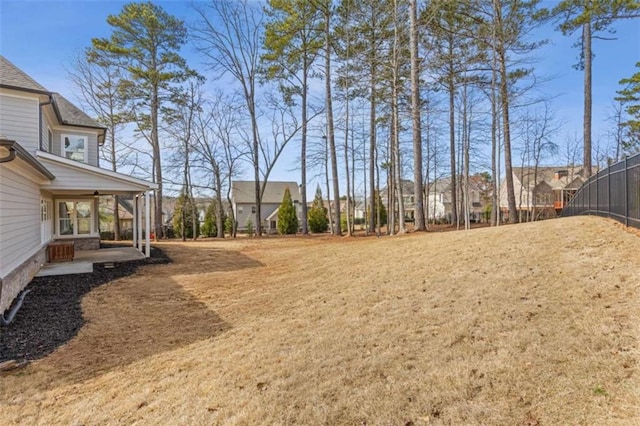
[36,247,146,277]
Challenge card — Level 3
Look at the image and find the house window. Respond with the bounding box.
[251,206,256,214]
[41,198,52,244]
[61,134,88,162]
[238,206,244,214]
[57,200,94,236]
[41,199,48,221]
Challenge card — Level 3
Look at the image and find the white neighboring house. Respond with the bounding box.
[232,181,301,233]
[0,56,157,316]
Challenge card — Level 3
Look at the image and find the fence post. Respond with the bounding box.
[592,174,600,216]
[624,156,628,227]
[608,164,611,219]
[587,174,590,214]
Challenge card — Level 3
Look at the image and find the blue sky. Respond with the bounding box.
[1,0,639,191]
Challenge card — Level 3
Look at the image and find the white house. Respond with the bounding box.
[0,56,157,316]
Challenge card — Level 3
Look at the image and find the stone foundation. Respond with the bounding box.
[0,246,47,315]
[54,237,100,250]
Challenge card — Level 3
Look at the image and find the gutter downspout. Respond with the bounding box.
[0,289,31,327]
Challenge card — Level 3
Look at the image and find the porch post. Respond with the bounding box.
[132,193,138,248]
[145,190,151,257]
[137,193,143,252]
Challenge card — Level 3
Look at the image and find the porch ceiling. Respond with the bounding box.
[36,151,157,195]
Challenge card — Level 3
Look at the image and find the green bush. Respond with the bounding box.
[201,203,217,237]
[224,215,234,236]
[277,187,298,234]
[308,187,329,233]
[173,188,199,239]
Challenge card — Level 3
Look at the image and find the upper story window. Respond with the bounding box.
[62,134,87,162]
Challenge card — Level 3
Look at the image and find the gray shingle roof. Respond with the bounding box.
[233,181,301,204]
[513,166,587,190]
[0,56,48,92]
[52,93,103,129]
[1,56,103,130]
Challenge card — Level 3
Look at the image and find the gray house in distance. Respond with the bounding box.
[232,181,301,233]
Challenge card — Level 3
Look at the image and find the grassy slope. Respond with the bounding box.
[1,216,639,425]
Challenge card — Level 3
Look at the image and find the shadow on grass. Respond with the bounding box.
[160,246,264,275]
[0,246,231,386]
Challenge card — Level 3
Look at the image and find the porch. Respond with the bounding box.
[36,246,146,277]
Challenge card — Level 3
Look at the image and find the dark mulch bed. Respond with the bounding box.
[0,246,170,363]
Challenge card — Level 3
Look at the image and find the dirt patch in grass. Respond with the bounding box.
[1,216,639,425]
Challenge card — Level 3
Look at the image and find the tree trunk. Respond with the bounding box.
[498,46,518,223]
[215,167,224,238]
[343,83,352,236]
[409,0,425,231]
[491,41,499,226]
[448,75,458,225]
[152,85,163,240]
[325,136,333,233]
[493,0,518,224]
[462,80,470,230]
[583,20,592,178]
[113,195,120,241]
[392,0,405,235]
[368,69,377,235]
[325,6,340,236]
[300,55,309,235]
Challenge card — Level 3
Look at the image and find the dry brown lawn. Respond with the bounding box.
[1,216,639,425]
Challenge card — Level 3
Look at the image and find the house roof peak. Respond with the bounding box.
[0,56,49,93]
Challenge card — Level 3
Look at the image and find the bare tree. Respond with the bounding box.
[191,92,245,238]
[192,0,265,235]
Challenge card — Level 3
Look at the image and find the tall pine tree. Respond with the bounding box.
[91,2,193,239]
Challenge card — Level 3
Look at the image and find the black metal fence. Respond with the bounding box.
[563,153,640,229]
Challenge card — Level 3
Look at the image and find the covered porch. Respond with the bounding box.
[36,151,158,260]
[36,246,146,277]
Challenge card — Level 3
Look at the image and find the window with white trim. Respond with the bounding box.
[41,199,48,221]
[61,134,88,162]
[57,200,94,236]
[41,198,52,243]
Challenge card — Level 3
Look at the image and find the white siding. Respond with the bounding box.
[0,93,39,153]
[39,157,150,193]
[0,161,43,279]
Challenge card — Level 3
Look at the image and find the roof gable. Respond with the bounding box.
[233,181,301,204]
[0,56,48,93]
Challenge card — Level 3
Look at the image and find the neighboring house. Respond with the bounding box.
[353,199,366,220]
[0,56,157,315]
[427,174,492,223]
[381,179,417,221]
[232,181,301,233]
[498,166,588,221]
